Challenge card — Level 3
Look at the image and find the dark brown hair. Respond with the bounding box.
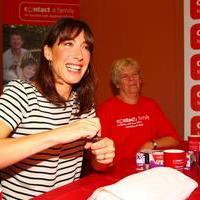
[9,29,23,38]
[34,17,96,116]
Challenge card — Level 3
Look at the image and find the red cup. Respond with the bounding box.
[188,135,200,152]
[164,149,186,172]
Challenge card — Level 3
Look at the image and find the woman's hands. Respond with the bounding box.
[57,117,115,170]
[85,137,115,170]
[55,117,101,144]
[56,116,115,171]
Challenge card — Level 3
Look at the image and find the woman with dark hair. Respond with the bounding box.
[0,18,115,199]
[36,17,96,115]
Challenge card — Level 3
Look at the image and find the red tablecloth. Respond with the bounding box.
[33,158,200,200]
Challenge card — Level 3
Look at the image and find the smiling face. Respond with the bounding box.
[44,31,91,91]
[22,64,37,80]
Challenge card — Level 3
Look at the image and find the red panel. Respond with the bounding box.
[191,24,200,49]
[191,54,200,80]
[190,0,200,19]
[191,85,200,111]
[191,116,200,135]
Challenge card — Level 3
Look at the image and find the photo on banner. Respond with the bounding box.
[3,24,48,84]
[2,0,80,85]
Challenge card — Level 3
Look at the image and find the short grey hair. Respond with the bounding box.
[111,57,140,86]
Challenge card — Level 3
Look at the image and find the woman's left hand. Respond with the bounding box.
[85,137,115,165]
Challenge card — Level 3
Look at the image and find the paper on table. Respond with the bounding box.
[87,167,198,200]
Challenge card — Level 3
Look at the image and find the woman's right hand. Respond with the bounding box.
[55,117,101,144]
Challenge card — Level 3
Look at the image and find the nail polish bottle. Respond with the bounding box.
[144,153,150,170]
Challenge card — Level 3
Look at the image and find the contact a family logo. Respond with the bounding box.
[116,114,150,128]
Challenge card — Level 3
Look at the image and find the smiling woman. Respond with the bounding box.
[0,18,115,199]
[43,31,91,98]
[36,17,95,114]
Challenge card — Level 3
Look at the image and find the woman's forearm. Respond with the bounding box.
[0,117,101,169]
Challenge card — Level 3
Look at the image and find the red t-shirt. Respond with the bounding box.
[97,96,180,162]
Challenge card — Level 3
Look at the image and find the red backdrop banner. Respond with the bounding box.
[3,0,80,25]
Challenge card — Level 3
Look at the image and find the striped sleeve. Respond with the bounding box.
[0,80,28,130]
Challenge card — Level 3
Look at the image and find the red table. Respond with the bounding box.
[33,158,200,200]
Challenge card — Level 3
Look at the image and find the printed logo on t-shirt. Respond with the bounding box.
[116,114,150,128]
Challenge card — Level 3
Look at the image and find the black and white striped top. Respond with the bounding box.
[0,80,95,200]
